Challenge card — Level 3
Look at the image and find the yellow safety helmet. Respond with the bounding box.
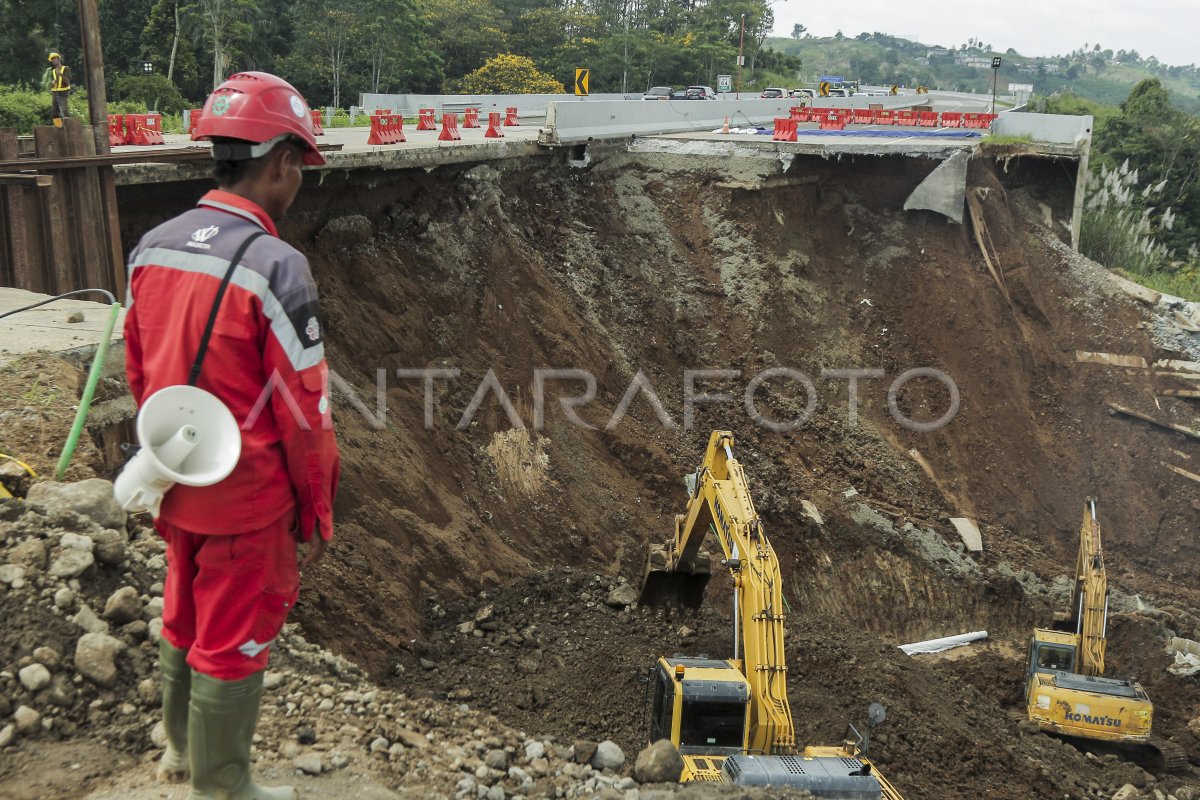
[48,52,61,62]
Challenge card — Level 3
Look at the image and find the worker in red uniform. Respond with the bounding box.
[123,71,338,800]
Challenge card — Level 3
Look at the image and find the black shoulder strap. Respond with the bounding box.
[188,230,267,387]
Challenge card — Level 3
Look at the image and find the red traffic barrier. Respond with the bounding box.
[852,109,873,125]
[917,112,940,127]
[310,109,324,135]
[818,113,846,130]
[503,107,518,126]
[416,108,437,131]
[184,108,203,134]
[940,112,963,128]
[789,105,809,122]
[896,110,918,127]
[438,112,461,141]
[123,114,164,145]
[107,115,125,147]
[366,113,406,145]
[772,117,797,142]
[872,109,895,125]
[961,112,998,128]
[485,111,504,138]
[462,108,480,128]
[373,108,393,116]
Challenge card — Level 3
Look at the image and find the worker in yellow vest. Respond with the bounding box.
[46,52,72,126]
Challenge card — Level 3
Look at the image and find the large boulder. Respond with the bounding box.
[605,583,639,608]
[1111,786,1139,800]
[27,479,126,530]
[590,740,625,771]
[74,632,125,688]
[633,739,684,783]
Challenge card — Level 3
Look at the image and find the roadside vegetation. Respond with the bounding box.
[1047,79,1200,301]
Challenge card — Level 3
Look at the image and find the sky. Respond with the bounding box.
[770,0,1198,67]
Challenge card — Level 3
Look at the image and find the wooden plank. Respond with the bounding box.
[1107,272,1162,305]
[966,192,1011,303]
[32,125,74,294]
[0,174,53,186]
[1160,390,1200,399]
[1108,403,1200,442]
[0,129,45,293]
[64,118,101,292]
[0,142,341,171]
[1076,351,1148,369]
[1155,359,1200,374]
[1162,462,1200,486]
[98,167,125,300]
[67,119,112,294]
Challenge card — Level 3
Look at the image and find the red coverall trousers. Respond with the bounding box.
[157,512,300,680]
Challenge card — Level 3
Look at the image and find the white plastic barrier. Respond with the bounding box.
[992,112,1094,145]
[898,630,988,655]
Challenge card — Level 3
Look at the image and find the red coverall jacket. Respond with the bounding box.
[124,190,339,541]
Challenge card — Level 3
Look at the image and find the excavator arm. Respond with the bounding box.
[642,431,795,754]
[1071,497,1107,676]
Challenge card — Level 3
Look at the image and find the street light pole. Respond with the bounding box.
[736,14,746,99]
[991,56,1002,115]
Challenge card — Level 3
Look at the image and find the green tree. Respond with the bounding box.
[192,0,256,89]
[420,0,510,82]
[791,24,806,40]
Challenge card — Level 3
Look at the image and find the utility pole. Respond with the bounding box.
[77,0,111,155]
[736,14,746,99]
[991,56,1002,115]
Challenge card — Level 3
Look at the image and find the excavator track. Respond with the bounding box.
[1150,738,1190,773]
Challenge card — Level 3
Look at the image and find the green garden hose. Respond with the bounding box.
[54,301,122,479]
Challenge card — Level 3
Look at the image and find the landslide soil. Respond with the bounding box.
[103,146,1200,799]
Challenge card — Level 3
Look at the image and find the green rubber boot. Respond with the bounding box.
[158,639,190,783]
[187,670,296,800]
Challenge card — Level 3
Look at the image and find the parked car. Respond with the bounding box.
[685,85,718,100]
[643,86,674,100]
[671,89,688,100]
[759,87,786,99]
[789,88,816,99]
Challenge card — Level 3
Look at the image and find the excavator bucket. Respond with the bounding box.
[638,543,711,609]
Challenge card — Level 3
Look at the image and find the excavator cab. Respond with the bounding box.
[649,657,750,755]
[1028,634,1078,676]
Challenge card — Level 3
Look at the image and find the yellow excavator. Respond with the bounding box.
[640,430,904,797]
[1025,498,1186,771]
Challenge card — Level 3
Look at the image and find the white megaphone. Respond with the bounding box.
[113,385,242,517]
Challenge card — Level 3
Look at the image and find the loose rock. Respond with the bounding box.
[102,586,142,624]
[294,753,323,775]
[605,583,638,608]
[12,706,40,733]
[18,663,51,692]
[633,739,684,783]
[27,479,126,530]
[74,632,125,688]
[591,740,625,771]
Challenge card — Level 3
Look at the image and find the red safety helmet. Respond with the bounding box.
[193,72,324,166]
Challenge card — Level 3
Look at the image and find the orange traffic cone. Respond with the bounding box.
[721,116,730,134]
